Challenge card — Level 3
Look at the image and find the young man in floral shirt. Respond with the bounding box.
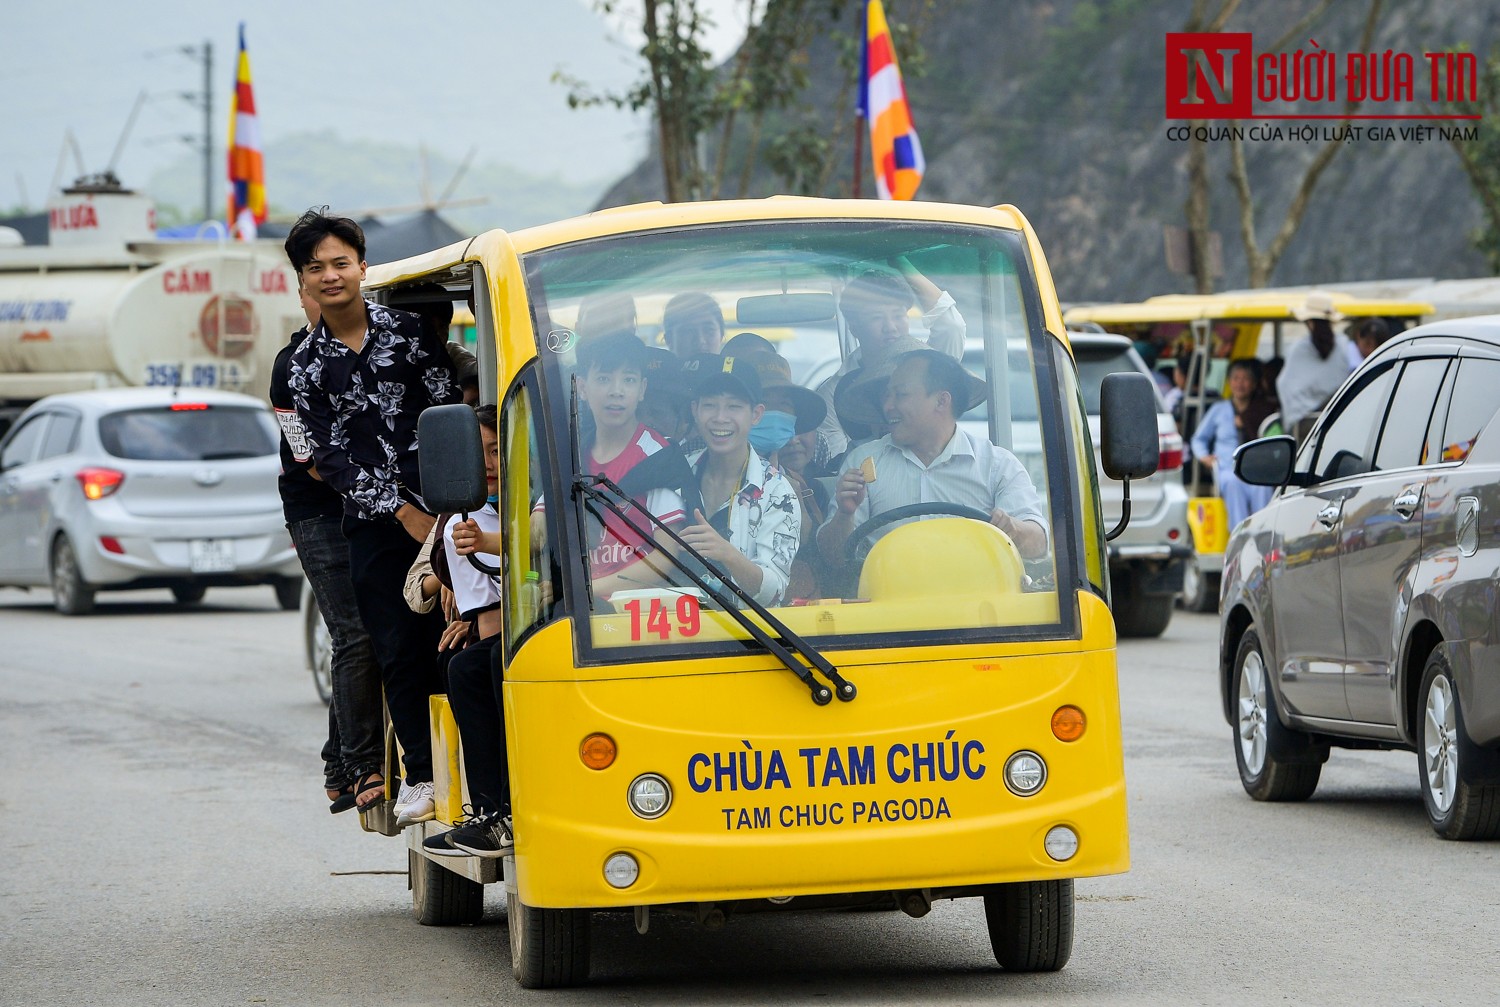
[284,209,461,826]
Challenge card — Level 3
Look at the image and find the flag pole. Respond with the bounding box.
[852,116,864,199]
[852,2,866,198]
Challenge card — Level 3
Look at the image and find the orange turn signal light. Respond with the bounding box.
[1051,705,1086,742]
[580,733,617,770]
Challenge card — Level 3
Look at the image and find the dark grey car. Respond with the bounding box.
[1220,314,1500,839]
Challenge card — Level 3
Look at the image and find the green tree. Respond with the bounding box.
[1447,49,1500,274]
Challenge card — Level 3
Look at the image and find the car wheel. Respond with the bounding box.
[50,534,96,616]
[171,583,207,605]
[305,593,333,706]
[273,576,302,611]
[1180,553,1220,613]
[1417,651,1500,840]
[408,849,483,926]
[1233,628,1324,801]
[508,885,590,988]
[982,879,1073,972]
[1111,571,1173,638]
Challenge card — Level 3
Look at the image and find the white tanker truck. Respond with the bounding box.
[0,178,304,433]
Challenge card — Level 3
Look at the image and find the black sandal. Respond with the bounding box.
[327,781,358,815]
[353,772,386,813]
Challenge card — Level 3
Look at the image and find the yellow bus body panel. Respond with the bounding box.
[1187,495,1230,556]
[501,592,1127,909]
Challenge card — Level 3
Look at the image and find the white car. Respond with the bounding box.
[0,388,303,614]
[961,334,1191,636]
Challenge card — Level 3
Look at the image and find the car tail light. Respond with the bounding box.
[1158,432,1184,472]
[99,536,125,555]
[170,402,210,411]
[76,467,124,500]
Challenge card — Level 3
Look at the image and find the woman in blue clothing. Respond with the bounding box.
[1191,359,1276,530]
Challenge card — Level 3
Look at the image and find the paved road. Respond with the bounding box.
[2,588,1496,1005]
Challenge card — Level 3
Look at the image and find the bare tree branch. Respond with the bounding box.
[1268,0,1335,54]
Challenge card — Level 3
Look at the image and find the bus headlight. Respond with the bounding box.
[1044,825,1079,861]
[603,852,639,888]
[1003,751,1047,796]
[628,773,672,819]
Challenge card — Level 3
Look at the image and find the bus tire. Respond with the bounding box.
[983,879,1073,972]
[508,886,590,989]
[1233,628,1324,802]
[1111,571,1173,638]
[409,850,483,926]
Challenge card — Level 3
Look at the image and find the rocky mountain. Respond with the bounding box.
[595,0,1499,302]
[147,132,606,235]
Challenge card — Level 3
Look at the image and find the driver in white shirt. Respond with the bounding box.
[817,349,1048,562]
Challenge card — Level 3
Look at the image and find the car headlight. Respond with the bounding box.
[1003,751,1047,796]
[628,773,672,819]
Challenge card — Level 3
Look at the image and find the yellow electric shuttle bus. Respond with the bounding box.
[362,198,1160,988]
[1066,291,1431,610]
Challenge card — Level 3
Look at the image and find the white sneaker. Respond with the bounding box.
[393,780,435,826]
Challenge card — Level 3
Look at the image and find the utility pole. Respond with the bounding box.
[177,40,213,222]
[202,40,212,222]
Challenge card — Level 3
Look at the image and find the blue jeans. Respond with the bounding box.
[289,515,384,786]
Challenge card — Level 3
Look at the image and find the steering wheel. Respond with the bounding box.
[843,502,994,567]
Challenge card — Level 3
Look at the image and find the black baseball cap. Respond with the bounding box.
[683,352,763,404]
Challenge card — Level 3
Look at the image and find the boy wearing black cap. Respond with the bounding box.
[681,355,801,605]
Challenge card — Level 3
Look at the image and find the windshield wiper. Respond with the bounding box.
[572,473,856,706]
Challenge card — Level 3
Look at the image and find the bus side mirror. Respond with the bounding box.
[1235,436,1296,487]
[417,404,488,513]
[1099,373,1159,480]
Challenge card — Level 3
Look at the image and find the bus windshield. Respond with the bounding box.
[522,219,1079,659]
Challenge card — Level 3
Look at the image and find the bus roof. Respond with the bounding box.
[363,198,1073,383]
[1065,291,1435,326]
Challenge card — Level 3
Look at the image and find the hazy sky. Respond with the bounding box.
[0,0,747,211]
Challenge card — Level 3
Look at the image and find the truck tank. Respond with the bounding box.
[0,246,305,413]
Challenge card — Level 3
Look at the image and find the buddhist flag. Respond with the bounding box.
[226,23,265,240]
[859,0,924,200]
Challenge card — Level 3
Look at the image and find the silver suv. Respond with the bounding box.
[962,333,1190,636]
[1223,314,1500,839]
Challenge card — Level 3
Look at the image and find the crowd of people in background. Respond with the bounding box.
[1131,289,1399,526]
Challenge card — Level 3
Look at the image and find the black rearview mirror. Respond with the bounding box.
[1235,436,1296,487]
[1099,372,1159,481]
[417,404,487,514]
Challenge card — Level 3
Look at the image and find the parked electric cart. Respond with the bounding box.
[358,198,1159,988]
[1066,292,1432,610]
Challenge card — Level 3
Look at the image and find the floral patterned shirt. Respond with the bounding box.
[287,300,461,520]
[685,446,800,606]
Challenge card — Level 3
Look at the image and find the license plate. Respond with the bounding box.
[189,539,236,573]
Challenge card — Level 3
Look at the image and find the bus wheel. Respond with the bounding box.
[507,886,590,988]
[983,879,1073,972]
[409,850,483,926]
